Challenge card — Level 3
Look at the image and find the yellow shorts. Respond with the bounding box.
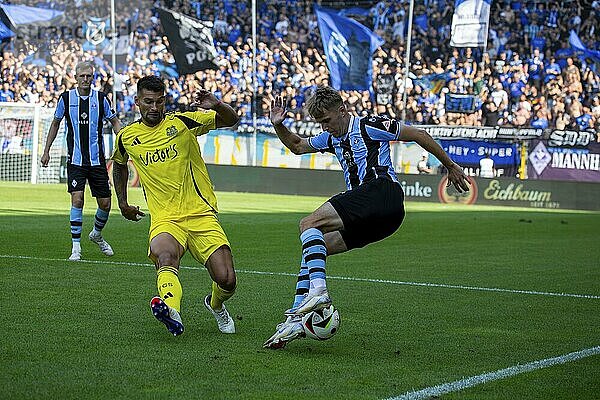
[148,214,230,265]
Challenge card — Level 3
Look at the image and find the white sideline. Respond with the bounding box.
[1,254,599,300]
[387,346,600,400]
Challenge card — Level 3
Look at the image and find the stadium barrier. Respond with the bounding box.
[205,164,600,211]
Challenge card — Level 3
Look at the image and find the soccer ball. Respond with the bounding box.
[301,305,340,340]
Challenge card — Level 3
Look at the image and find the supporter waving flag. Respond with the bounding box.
[315,6,384,91]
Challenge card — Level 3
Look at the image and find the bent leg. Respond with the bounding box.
[324,231,348,256]
[205,245,237,310]
[299,201,344,234]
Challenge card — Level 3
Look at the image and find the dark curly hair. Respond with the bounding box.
[137,75,165,94]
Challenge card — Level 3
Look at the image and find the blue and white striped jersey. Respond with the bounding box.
[54,89,117,166]
[308,115,401,190]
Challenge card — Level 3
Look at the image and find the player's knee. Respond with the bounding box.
[222,274,237,292]
[72,198,84,208]
[98,198,111,211]
[156,253,179,268]
[299,215,317,232]
[215,270,236,291]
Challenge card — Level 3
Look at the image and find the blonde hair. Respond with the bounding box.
[305,85,343,119]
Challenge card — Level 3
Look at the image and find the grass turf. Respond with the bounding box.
[0,182,598,399]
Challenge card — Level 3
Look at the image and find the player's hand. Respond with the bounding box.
[40,152,50,167]
[120,204,145,222]
[270,95,287,126]
[446,163,470,193]
[190,89,220,109]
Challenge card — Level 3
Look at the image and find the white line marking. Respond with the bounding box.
[2,254,599,299]
[387,346,600,400]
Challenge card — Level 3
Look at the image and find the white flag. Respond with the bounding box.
[450,0,491,47]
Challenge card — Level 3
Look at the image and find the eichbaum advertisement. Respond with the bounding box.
[528,140,600,183]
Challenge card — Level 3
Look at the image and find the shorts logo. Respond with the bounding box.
[71,179,78,187]
[166,126,178,137]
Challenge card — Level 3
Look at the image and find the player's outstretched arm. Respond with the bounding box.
[191,89,239,128]
[269,95,314,155]
[399,125,470,193]
[113,162,145,221]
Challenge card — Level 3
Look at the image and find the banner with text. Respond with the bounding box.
[527,140,600,183]
[440,139,519,177]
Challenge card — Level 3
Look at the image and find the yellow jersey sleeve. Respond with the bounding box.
[179,110,217,136]
[111,130,130,165]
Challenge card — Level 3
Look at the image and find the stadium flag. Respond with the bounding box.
[156,8,218,74]
[568,30,600,63]
[0,6,16,40]
[413,72,452,94]
[0,4,64,41]
[315,6,384,91]
[0,4,63,26]
[450,0,491,47]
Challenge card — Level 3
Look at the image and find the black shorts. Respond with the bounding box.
[66,163,111,198]
[328,177,405,250]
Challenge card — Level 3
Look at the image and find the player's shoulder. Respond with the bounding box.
[118,118,145,137]
[361,114,392,124]
[165,109,215,129]
[360,114,401,136]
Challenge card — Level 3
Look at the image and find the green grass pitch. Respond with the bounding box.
[1,182,599,399]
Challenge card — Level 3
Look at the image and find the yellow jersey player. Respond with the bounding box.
[111,75,239,336]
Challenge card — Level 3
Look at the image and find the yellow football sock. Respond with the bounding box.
[210,281,235,310]
[157,266,182,313]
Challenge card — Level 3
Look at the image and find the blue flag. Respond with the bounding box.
[569,30,600,63]
[315,6,384,91]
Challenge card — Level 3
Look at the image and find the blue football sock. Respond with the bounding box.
[70,206,83,244]
[300,228,327,294]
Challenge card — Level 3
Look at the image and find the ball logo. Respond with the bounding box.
[438,176,477,205]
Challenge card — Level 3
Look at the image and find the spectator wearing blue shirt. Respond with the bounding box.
[530,108,549,129]
[0,83,15,102]
[544,56,561,82]
[575,109,593,131]
[527,48,544,88]
[508,75,526,103]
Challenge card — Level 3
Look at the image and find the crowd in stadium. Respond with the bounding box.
[0,0,599,132]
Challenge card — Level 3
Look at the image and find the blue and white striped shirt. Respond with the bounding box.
[308,115,401,190]
[54,89,116,166]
